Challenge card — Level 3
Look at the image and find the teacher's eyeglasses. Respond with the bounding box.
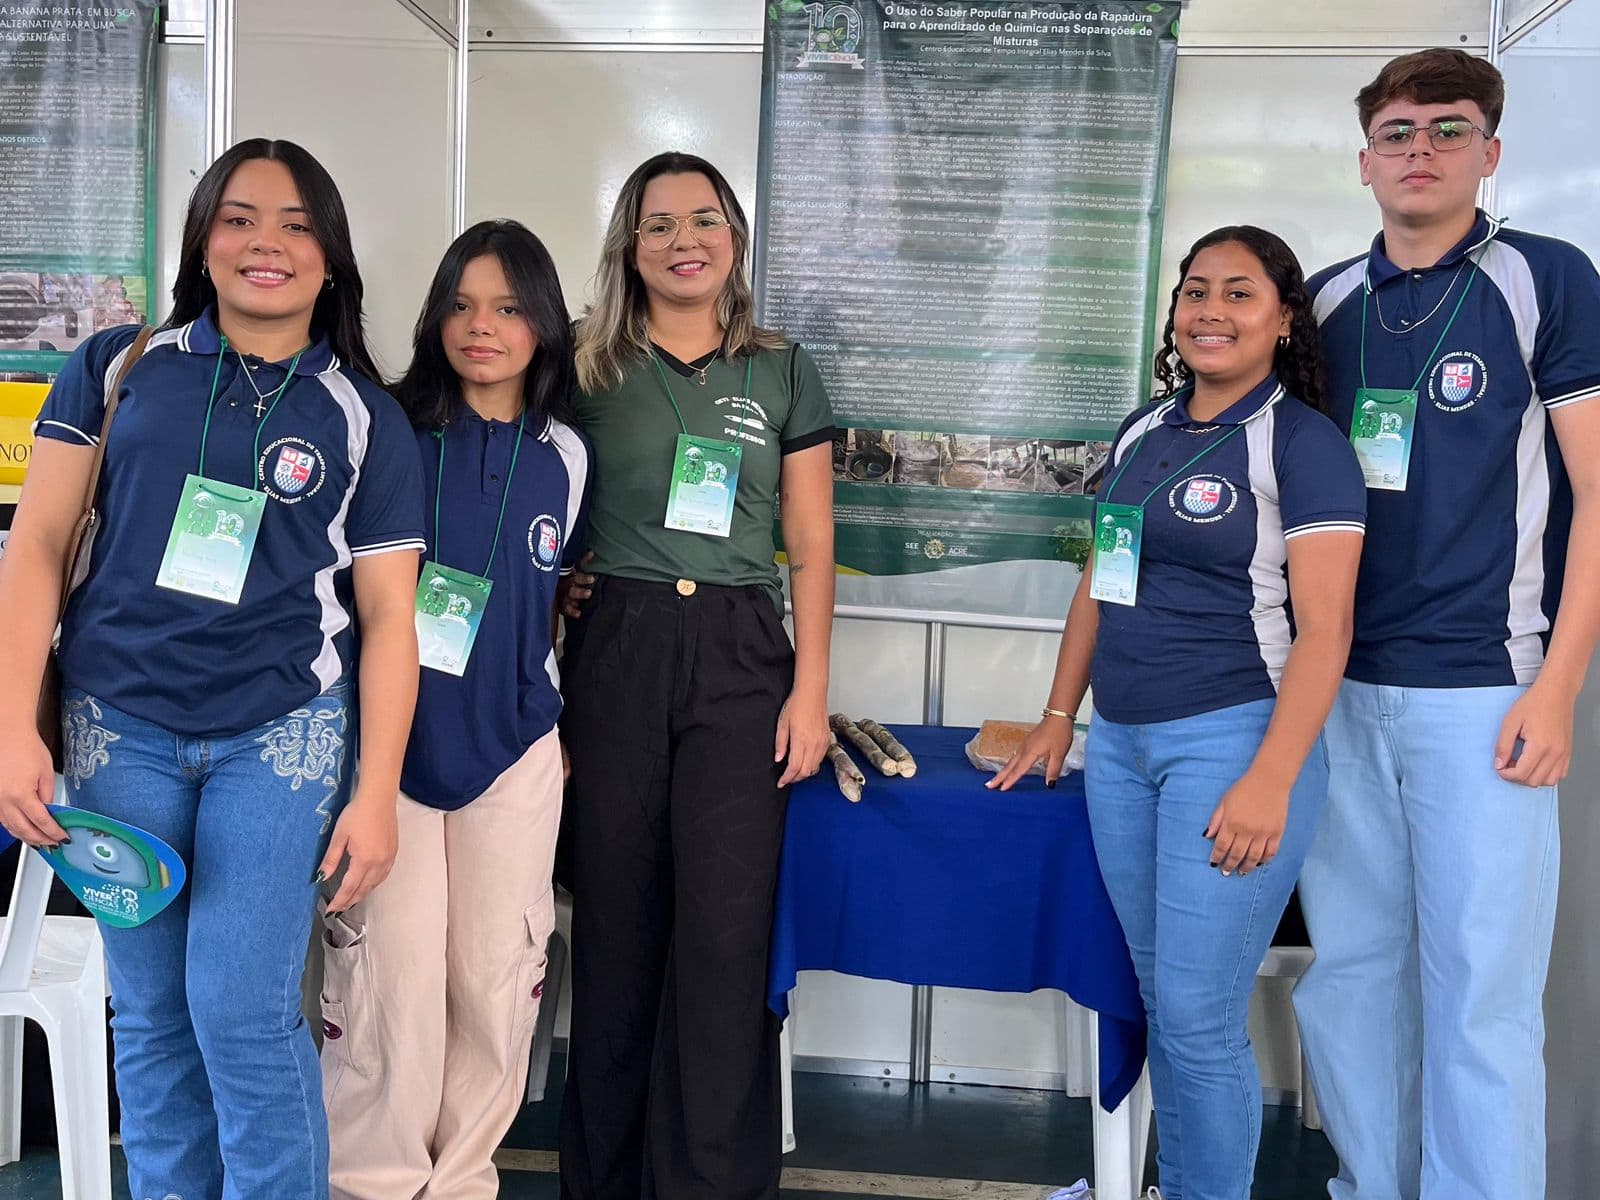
[634,212,732,251]
[1366,119,1490,155]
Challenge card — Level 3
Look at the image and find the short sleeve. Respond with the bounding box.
[1094,397,1167,502]
[347,387,427,558]
[1275,409,1367,540]
[551,422,593,574]
[779,345,836,454]
[1533,241,1600,411]
[33,325,143,446]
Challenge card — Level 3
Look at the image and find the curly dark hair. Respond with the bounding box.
[1152,225,1327,414]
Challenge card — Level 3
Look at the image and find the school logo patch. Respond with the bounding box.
[1183,478,1224,515]
[274,448,316,494]
[528,514,562,572]
[1429,351,1488,412]
[258,437,327,504]
[1170,474,1238,524]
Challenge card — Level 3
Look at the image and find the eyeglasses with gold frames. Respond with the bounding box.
[634,211,732,250]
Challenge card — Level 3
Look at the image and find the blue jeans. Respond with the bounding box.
[61,683,351,1200]
[1086,698,1328,1200]
[1292,682,1558,1200]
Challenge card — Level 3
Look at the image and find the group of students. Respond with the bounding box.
[0,136,833,1200]
[991,46,1599,1200]
[0,42,1589,1200]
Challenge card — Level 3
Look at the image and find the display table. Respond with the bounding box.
[767,724,1154,1196]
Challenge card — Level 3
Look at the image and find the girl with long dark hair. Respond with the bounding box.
[992,227,1365,1200]
[558,152,835,1199]
[320,219,590,1200]
[0,139,424,1198]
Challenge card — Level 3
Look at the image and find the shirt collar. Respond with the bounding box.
[448,401,553,443]
[177,306,339,376]
[1162,374,1283,428]
[1365,209,1502,288]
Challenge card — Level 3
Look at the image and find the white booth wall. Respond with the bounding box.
[1498,3,1600,1189]
[148,0,1597,1167]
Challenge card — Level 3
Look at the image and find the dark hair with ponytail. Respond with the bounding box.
[1153,225,1327,413]
[167,138,381,383]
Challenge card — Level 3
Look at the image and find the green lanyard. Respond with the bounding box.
[431,407,527,578]
[1359,254,1482,393]
[1102,389,1252,510]
[197,336,304,488]
[650,349,755,434]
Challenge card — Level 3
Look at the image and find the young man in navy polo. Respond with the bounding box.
[1292,48,1600,1200]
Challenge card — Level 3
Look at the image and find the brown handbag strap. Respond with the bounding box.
[56,324,157,616]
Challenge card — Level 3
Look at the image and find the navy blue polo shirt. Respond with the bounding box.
[400,405,592,811]
[36,311,427,736]
[1312,212,1600,687]
[1090,376,1367,725]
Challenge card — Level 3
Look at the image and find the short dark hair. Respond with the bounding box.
[169,139,380,383]
[1153,225,1327,413]
[1357,48,1505,135]
[392,219,576,431]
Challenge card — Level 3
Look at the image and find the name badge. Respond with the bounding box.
[1350,388,1417,491]
[415,561,492,676]
[665,434,742,538]
[1089,502,1143,607]
[155,474,266,605]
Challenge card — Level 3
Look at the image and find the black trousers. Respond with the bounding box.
[559,575,793,1200]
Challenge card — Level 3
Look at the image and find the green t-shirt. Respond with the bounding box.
[575,342,835,604]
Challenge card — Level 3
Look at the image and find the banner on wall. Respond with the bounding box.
[0,1,159,382]
[755,1,1180,620]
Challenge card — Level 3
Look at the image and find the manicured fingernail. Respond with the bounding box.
[59,835,71,845]
[1221,869,1232,877]
[1210,861,1219,869]
[314,870,325,884]
[1493,757,1504,769]
[1046,779,1057,790]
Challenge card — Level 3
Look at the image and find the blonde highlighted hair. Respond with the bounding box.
[575,152,785,395]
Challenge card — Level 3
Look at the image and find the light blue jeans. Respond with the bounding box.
[1293,681,1558,1200]
[61,682,351,1200]
[1086,697,1329,1200]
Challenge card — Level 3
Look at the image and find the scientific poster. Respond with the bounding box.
[756,1,1179,618]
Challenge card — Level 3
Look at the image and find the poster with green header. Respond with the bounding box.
[755,1,1179,620]
[0,1,158,379]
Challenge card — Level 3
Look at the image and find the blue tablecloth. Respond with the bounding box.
[767,724,1147,1110]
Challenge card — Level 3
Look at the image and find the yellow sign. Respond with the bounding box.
[0,382,49,487]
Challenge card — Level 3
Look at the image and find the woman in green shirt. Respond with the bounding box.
[558,152,835,1200]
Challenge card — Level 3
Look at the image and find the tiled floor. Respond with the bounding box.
[4,1061,1337,1198]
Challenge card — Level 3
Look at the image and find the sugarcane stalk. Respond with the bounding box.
[857,718,917,778]
[829,713,900,776]
[825,737,865,803]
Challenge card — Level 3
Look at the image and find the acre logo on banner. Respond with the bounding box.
[797,2,865,69]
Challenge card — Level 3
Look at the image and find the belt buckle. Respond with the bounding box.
[675,578,697,597]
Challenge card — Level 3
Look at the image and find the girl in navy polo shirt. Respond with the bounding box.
[320,219,589,1200]
[0,140,425,1200]
[993,227,1366,1200]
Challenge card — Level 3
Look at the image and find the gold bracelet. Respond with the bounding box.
[1041,706,1072,719]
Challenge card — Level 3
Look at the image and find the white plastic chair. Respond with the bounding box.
[0,814,112,1199]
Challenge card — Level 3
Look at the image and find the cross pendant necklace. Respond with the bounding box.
[238,350,273,418]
